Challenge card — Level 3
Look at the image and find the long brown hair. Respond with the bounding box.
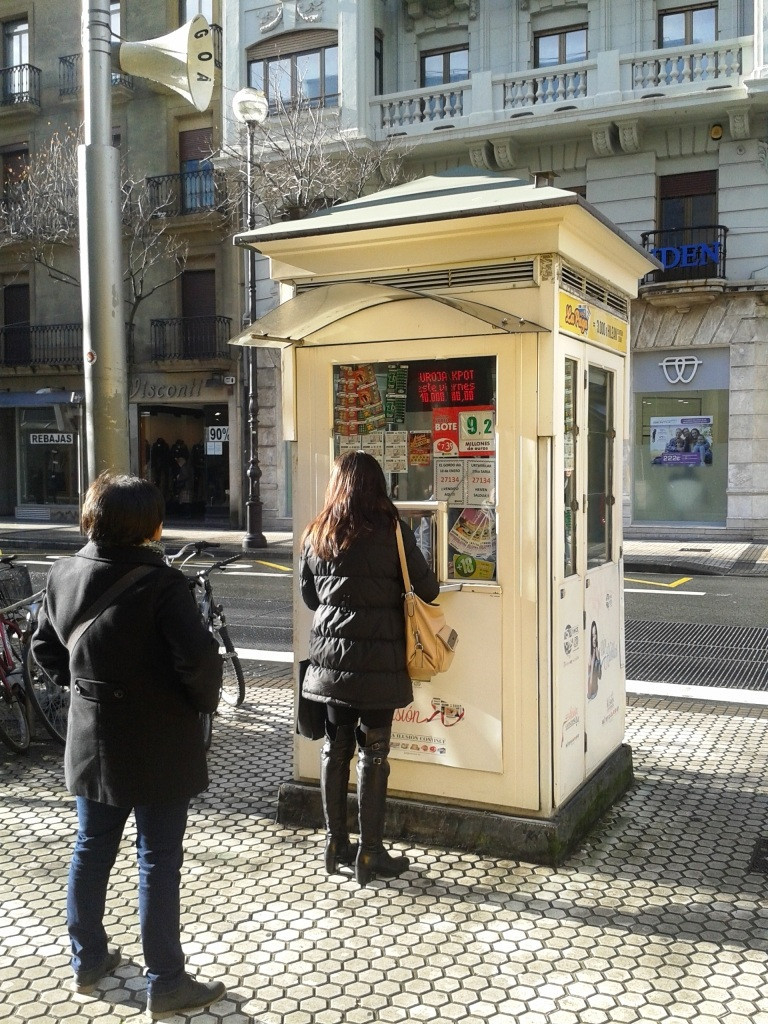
[302,450,398,559]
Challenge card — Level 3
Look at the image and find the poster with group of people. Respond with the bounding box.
[650,415,713,466]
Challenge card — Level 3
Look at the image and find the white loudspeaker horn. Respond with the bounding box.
[119,15,215,112]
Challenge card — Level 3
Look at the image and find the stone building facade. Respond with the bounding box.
[223,0,768,538]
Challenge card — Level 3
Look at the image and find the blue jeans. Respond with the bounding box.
[68,796,189,994]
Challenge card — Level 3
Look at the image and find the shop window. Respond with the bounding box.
[632,389,728,525]
[586,365,614,569]
[333,357,497,582]
[248,30,338,111]
[659,5,716,48]
[563,358,578,577]
[18,406,80,508]
[534,26,587,67]
[420,45,469,86]
[140,404,228,519]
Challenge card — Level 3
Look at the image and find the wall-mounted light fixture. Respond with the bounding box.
[710,124,723,140]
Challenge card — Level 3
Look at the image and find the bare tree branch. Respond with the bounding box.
[0,126,190,331]
[221,97,413,226]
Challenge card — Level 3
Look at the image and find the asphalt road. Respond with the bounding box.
[14,555,766,670]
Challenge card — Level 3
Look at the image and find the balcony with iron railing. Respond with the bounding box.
[59,53,133,97]
[369,36,752,137]
[146,169,228,218]
[0,323,82,367]
[641,225,728,285]
[0,64,42,111]
[150,315,233,361]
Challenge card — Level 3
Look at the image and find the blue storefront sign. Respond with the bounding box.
[650,241,721,270]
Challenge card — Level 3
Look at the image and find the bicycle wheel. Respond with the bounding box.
[23,643,69,745]
[213,625,245,707]
[200,712,213,751]
[0,677,31,753]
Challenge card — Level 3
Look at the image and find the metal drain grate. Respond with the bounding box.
[626,620,768,690]
[748,838,768,874]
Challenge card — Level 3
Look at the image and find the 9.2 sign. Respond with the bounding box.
[458,408,495,455]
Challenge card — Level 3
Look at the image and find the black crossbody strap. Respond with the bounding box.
[66,565,157,653]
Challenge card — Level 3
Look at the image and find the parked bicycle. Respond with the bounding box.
[0,557,33,753]
[166,541,246,746]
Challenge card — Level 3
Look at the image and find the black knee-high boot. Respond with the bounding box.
[320,722,358,874]
[355,726,409,886]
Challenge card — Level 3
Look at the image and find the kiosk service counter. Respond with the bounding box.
[232,171,658,862]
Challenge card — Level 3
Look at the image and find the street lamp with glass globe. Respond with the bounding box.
[232,88,269,549]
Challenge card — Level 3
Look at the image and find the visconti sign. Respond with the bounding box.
[558,292,628,353]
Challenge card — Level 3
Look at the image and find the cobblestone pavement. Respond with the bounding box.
[2,667,768,1024]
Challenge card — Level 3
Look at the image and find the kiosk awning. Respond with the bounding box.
[229,282,545,348]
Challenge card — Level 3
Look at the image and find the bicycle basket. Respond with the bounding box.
[0,563,32,608]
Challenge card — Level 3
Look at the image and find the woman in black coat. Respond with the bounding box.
[300,451,439,885]
[31,473,225,1019]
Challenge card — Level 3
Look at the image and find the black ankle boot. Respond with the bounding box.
[355,845,409,886]
[325,834,359,874]
[320,723,357,875]
[355,726,409,886]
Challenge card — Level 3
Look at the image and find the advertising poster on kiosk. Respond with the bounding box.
[584,569,624,774]
[390,675,502,771]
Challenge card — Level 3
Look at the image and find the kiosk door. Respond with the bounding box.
[553,341,625,802]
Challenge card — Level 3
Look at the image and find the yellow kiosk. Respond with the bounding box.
[232,170,658,864]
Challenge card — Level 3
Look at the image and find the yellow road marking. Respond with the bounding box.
[624,576,692,589]
[253,559,292,572]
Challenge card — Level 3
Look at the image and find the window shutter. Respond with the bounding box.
[179,128,213,162]
[659,171,717,198]
[248,28,337,61]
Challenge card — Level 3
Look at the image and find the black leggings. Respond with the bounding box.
[326,705,394,743]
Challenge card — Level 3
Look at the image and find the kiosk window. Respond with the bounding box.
[563,358,578,577]
[333,357,497,582]
[587,366,614,568]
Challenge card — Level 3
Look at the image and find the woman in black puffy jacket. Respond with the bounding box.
[300,450,439,885]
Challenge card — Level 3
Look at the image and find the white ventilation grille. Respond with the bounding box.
[560,263,629,319]
[296,260,537,293]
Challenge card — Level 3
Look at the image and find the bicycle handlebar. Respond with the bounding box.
[190,553,243,579]
[0,589,46,618]
[165,540,220,564]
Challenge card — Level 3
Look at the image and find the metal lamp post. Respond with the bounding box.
[232,88,269,549]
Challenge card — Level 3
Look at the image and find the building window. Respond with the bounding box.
[1,146,28,200]
[180,0,213,22]
[179,128,215,212]
[3,19,28,67]
[374,31,383,95]
[659,5,716,47]
[110,2,120,37]
[534,26,587,67]
[659,170,717,233]
[420,45,468,87]
[248,34,339,111]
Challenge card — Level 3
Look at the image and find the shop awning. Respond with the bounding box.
[229,283,545,348]
[0,390,84,408]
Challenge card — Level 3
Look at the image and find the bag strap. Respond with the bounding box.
[394,520,413,593]
[66,565,157,654]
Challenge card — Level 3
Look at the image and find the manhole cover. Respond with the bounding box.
[748,837,768,874]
